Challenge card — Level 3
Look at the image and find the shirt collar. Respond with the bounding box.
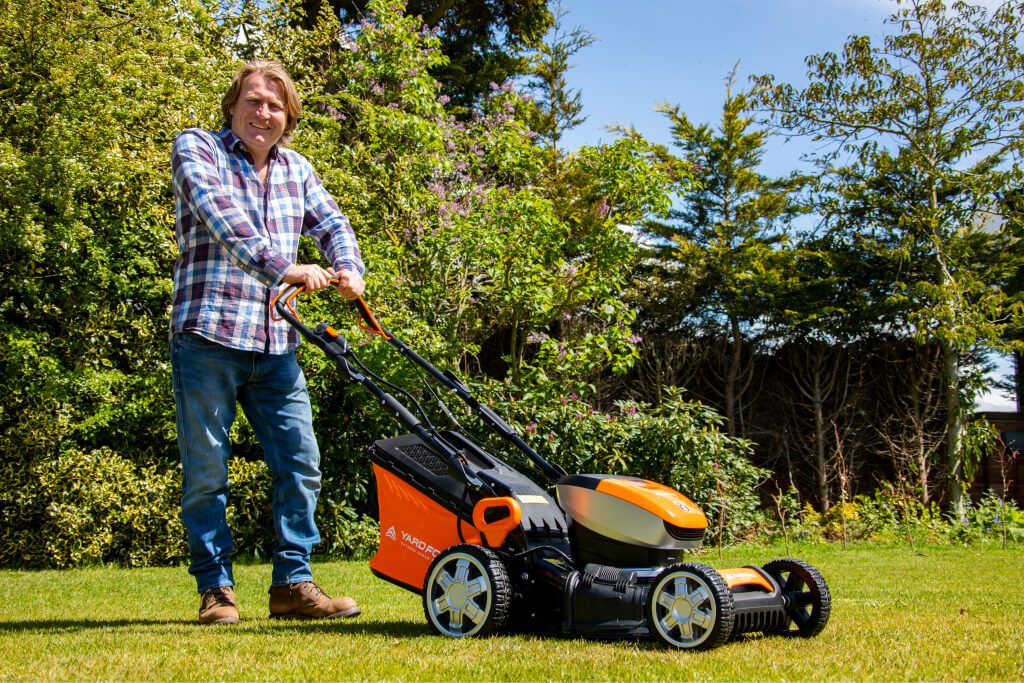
[217,126,279,160]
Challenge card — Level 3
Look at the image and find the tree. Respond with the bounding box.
[300,0,553,113]
[523,0,594,165]
[0,0,718,569]
[638,69,807,436]
[755,0,1024,512]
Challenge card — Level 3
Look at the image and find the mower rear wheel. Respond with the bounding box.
[647,562,734,650]
[762,558,831,637]
[423,544,511,638]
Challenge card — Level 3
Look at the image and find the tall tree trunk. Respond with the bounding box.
[1016,349,1023,414]
[812,365,830,511]
[929,178,967,514]
[916,417,930,506]
[944,343,965,513]
[724,316,741,437]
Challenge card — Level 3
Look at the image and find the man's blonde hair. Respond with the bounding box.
[221,59,303,144]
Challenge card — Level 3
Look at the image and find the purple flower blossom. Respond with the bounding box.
[438,94,451,105]
[322,104,346,121]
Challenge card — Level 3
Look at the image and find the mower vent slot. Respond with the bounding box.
[663,522,706,542]
[733,609,786,635]
[398,444,448,476]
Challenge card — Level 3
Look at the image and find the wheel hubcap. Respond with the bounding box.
[428,555,491,636]
[654,573,717,646]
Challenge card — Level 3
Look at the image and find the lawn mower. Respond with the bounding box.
[273,282,830,650]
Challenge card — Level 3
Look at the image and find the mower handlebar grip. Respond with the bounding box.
[273,280,384,335]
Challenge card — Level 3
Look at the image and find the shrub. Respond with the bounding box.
[776,487,1024,545]
[31,448,185,568]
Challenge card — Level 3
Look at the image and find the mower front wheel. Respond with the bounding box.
[423,544,511,638]
[646,562,735,650]
[762,558,831,638]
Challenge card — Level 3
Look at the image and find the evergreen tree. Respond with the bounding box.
[639,69,808,437]
[523,0,594,164]
[755,0,1024,512]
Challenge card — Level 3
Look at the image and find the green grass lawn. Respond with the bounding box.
[1,542,1022,681]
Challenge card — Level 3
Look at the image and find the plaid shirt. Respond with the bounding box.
[170,127,363,353]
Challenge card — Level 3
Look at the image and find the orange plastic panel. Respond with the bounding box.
[594,477,708,529]
[718,566,775,592]
[472,497,522,548]
[369,465,481,591]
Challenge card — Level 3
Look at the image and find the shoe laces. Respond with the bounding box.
[203,586,234,608]
[303,581,329,599]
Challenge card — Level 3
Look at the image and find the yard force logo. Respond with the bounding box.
[674,500,693,513]
[383,524,441,560]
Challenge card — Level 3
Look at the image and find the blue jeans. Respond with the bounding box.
[170,333,322,593]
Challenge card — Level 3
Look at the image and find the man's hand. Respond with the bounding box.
[282,264,334,291]
[334,268,365,301]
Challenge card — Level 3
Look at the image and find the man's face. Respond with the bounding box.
[229,72,288,161]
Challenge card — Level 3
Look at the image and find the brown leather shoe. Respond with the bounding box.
[198,586,240,625]
[268,581,361,620]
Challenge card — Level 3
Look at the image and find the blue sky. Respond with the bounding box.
[558,0,895,172]
[555,0,1017,411]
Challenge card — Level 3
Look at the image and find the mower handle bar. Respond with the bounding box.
[271,280,567,483]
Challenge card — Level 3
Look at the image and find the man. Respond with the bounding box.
[170,59,365,625]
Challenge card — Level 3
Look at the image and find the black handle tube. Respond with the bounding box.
[377,327,567,481]
[275,283,561,483]
[274,284,484,489]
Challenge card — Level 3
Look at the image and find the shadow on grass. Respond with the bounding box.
[0,618,428,638]
[0,618,669,649]
[1,618,695,654]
